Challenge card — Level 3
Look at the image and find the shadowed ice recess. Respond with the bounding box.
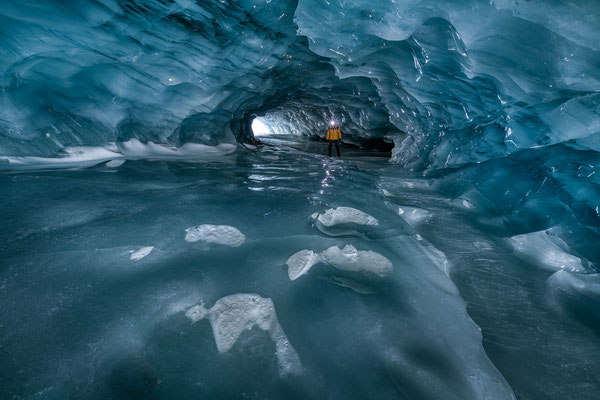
[1,0,599,399]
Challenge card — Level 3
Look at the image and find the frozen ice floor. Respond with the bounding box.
[0,138,598,399]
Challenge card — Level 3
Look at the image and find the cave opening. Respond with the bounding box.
[250,117,274,137]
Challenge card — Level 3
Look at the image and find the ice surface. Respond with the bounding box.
[129,246,154,261]
[397,205,432,227]
[286,245,393,280]
[186,294,303,377]
[0,147,123,170]
[508,230,585,272]
[6,147,595,399]
[0,141,236,170]
[547,271,600,332]
[184,225,246,247]
[1,0,599,398]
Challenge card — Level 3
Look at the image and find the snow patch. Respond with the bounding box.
[286,244,393,280]
[315,207,379,227]
[185,224,246,247]
[185,294,302,376]
[0,140,236,171]
[286,250,320,281]
[0,147,123,170]
[185,303,208,323]
[130,246,154,261]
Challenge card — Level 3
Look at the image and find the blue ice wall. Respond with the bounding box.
[1,0,599,162]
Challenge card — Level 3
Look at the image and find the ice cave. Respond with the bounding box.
[0,1,599,399]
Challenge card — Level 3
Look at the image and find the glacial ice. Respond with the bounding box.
[0,140,236,170]
[1,0,599,398]
[397,205,432,227]
[508,230,586,272]
[547,271,600,332]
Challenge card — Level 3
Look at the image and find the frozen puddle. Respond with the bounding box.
[185,225,246,247]
[129,246,154,261]
[185,294,303,376]
[508,230,585,272]
[310,207,378,236]
[286,244,393,281]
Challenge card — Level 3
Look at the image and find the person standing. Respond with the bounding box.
[326,122,341,158]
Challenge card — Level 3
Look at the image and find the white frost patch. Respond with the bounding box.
[321,245,392,276]
[508,230,584,272]
[130,246,154,261]
[0,140,237,171]
[397,206,431,227]
[118,139,236,159]
[0,146,123,170]
[286,250,320,280]
[185,303,208,323]
[315,207,379,227]
[185,294,302,376]
[286,245,392,280]
[185,224,246,247]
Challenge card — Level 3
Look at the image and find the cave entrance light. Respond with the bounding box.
[251,117,274,136]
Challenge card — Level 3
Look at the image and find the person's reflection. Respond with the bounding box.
[320,159,341,194]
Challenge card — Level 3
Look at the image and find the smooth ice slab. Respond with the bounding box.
[508,230,585,272]
[397,205,432,227]
[185,225,246,247]
[117,139,236,159]
[0,147,123,170]
[547,270,600,327]
[185,294,303,377]
[0,140,237,171]
[286,245,393,280]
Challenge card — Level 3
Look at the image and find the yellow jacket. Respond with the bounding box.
[326,126,341,140]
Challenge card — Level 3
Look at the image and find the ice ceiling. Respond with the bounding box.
[1,0,598,160]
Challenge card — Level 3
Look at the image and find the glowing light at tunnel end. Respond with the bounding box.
[252,117,274,136]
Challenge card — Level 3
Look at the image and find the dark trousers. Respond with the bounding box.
[328,140,341,157]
